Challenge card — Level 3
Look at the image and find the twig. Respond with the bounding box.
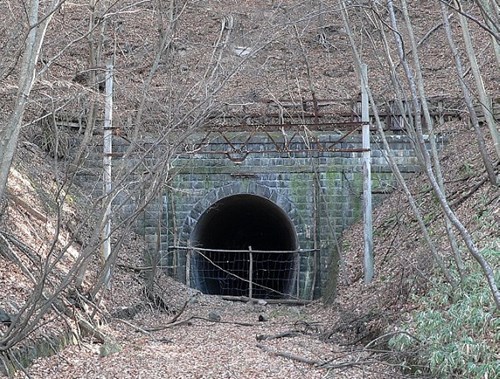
[143,286,170,312]
[256,330,300,341]
[113,318,150,335]
[145,316,194,332]
[256,343,323,366]
[169,298,189,324]
[365,331,422,350]
[394,17,450,69]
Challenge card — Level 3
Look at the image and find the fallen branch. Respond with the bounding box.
[256,343,323,366]
[0,230,41,266]
[7,193,48,223]
[146,315,256,332]
[450,176,488,209]
[257,343,381,370]
[322,359,379,370]
[191,316,255,327]
[114,318,150,335]
[256,331,301,341]
[117,263,176,272]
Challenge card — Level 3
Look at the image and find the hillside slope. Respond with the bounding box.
[1,0,499,377]
[1,93,498,379]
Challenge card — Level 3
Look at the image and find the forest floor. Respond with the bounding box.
[13,278,404,379]
[2,118,497,379]
[1,0,499,375]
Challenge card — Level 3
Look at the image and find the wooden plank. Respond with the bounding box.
[221,296,312,305]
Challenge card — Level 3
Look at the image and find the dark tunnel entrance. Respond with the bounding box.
[190,194,298,299]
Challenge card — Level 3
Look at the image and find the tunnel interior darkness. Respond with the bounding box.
[190,194,297,298]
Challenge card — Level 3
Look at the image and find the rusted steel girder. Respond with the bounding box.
[182,121,369,162]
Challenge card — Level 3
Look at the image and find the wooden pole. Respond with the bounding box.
[361,63,374,283]
[248,246,253,299]
[186,241,191,286]
[102,60,113,288]
[295,252,300,298]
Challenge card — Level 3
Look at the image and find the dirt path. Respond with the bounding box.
[13,291,404,379]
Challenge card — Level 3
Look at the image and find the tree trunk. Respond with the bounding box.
[455,0,500,162]
[0,0,58,202]
[69,0,105,174]
[477,0,500,67]
[440,2,498,186]
[400,0,465,280]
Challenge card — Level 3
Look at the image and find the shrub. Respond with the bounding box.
[389,248,500,378]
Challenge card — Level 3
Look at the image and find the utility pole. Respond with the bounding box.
[102,60,114,288]
[361,63,373,283]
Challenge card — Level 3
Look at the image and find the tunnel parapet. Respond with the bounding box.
[71,129,431,299]
[155,132,428,300]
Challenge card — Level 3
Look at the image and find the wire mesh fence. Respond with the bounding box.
[164,246,317,300]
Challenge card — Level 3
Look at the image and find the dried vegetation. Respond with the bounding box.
[0,0,499,378]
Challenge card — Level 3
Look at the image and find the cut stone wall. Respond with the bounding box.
[73,131,429,299]
[152,133,422,299]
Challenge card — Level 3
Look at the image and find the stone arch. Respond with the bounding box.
[179,182,305,298]
[180,182,304,245]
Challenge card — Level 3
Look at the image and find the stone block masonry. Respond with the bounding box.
[72,131,428,300]
[155,132,422,300]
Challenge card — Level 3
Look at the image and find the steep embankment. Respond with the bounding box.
[1,0,498,377]
[1,102,498,379]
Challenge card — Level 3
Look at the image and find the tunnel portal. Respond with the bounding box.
[190,194,298,299]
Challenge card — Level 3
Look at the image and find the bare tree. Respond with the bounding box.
[335,0,499,307]
[452,0,500,162]
[386,0,500,307]
[0,0,63,202]
[399,0,465,281]
[339,0,456,288]
[439,2,497,186]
